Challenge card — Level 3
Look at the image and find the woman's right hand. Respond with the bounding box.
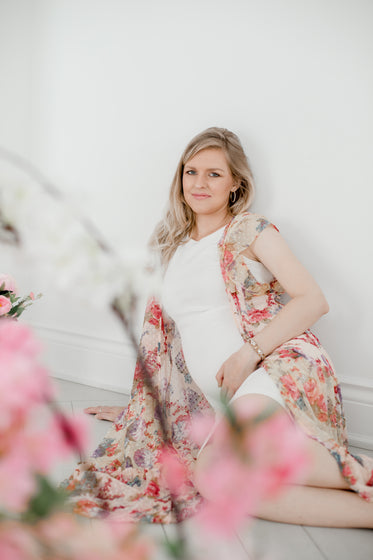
[83,406,125,422]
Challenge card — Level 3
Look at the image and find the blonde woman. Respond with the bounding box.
[76,127,373,527]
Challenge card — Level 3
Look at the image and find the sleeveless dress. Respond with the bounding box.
[161,225,286,412]
[63,212,373,522]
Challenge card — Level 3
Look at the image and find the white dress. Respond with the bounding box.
[161,226,286,413]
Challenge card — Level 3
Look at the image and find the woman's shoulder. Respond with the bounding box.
[220,212,279,255]
[225,211,277,245]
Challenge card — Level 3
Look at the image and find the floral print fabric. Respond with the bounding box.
[64,212,373,521]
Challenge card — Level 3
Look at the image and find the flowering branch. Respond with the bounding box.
[0,145,111,253]
[112,300,187,536]
[0,146,188,556]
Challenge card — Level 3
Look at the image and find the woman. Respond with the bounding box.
[72,127,373,527]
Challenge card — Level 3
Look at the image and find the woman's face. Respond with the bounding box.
[182,148,236,219]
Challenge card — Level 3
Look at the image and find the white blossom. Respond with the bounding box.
[0,169,161,314]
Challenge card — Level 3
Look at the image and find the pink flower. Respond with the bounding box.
[247,308,271,324]
[29,292,35,300]
[190,400,310,536]
[316,394,327,413]
[280,373,300,400]
[196,493,252,536]
[304,378,319,405]
[317,411,328,423]
[246,412,310,495]
[147,299,162,326]
[0,320,54,430]
[35,512,153,560]
[0,446,36,512]
[316,365,325,383]
[223,249,234,268]
[145,480,160,497]
[158,445,189,494]
[49,411,91,457]
[188,413,216,446]
[0,273,17,293]
[0,522,36,560]
[0,295,12,316]
[342,464,357,485]
[17,411,89,474]
[194,452,262,536]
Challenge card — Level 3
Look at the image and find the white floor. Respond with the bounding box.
[53,378,373,560]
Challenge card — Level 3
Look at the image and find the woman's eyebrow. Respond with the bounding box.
[184,166,225,172]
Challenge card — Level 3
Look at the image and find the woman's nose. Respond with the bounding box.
[194,174,207,188]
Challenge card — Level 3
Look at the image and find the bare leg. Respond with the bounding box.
[302,436,350,490]
[195,394,373,528]
[256,485,373,528]
[84,406,125,421]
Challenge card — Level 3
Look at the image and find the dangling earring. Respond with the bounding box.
[230,190,237,204]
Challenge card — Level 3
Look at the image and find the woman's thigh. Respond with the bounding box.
[195,393,349,492]
[302,437,350,489]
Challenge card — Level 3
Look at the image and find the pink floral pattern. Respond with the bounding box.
[64,212,373,521]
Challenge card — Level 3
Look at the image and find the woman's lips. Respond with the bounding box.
[192,193,211,199]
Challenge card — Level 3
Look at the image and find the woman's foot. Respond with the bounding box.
[83,406,125,421]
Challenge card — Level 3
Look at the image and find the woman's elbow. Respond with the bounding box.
[316,291,329,316]
[300,289,329,317]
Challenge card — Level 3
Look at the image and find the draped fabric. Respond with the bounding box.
[63,212,373,521]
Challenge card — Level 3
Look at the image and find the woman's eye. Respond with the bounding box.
[185,170,219,177]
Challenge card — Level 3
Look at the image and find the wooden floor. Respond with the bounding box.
[53,378,373,560]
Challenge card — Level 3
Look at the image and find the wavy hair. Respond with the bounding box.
[149,127,255,266]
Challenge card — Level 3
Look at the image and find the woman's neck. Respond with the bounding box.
[191,213,231,241]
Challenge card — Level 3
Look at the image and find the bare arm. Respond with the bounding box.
[246,226,329,356]
[216,226,329,399]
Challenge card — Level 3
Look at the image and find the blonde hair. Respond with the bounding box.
[149,126,255,266]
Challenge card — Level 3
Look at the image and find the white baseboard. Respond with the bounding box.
[31,322,136,396]
[338,378,373,451]
[30,323,373,451]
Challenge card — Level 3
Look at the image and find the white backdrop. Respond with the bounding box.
[1,0,372,443]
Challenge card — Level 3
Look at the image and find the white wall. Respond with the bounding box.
[1,0,373,445]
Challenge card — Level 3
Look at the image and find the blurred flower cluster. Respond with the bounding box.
[0,318,153,560]
[0,272,41,318]
[0,513,152,560]
[0,168,161,313]
[160,399,309,538]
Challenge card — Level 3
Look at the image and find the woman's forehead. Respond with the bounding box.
[185,147,228,167]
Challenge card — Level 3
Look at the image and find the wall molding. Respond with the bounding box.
[338,377,373,450]
[30,322,136,396]
[30,323,373,451]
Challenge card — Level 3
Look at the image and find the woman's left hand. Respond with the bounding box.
[216,344,261,401]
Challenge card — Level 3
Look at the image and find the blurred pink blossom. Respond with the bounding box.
[0,446,36,512]
[188,412,222,446]
[0,295,12,316]
[246,412,310,497]
[0,522,37,560]
[190,401,309,536]
[35,512,153,560]
[49,411,91,457]
[158,445,189,495]
[0,514,153,560]
[0,273,17,293]
[12,411,90,475]
[0,320,54,430]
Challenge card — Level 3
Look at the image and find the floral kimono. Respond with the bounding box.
[64,212,373,521]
